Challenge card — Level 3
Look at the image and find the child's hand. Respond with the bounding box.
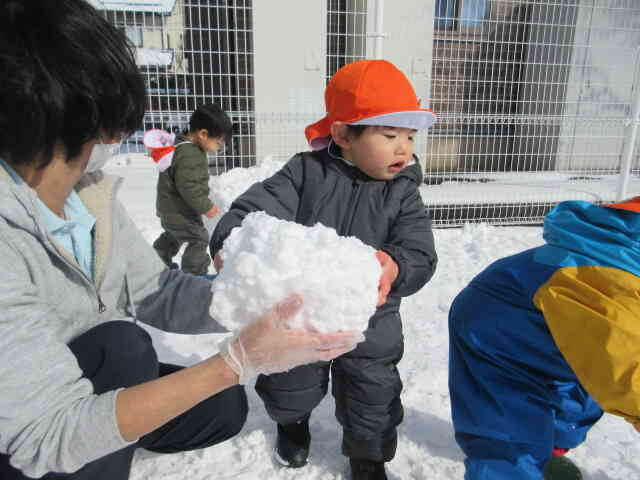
[213,252,224,272]
[204,205,220,218]
[376,251,398,306]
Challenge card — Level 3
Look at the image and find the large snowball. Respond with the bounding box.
[209,211,381,333]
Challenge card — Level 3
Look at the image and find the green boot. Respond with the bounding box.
[543,455,582,480]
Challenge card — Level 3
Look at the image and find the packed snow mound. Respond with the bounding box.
[205,156,285,233]
[209,211,381,333]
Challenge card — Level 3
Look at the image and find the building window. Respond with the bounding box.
[124,25,144,47]
[435,0,489,30]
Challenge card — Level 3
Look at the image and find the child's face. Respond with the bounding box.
[195,129,225,153]
[341,126,416,180]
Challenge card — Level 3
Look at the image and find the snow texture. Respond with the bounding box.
[210,211,380,333]
[102,153,640,480]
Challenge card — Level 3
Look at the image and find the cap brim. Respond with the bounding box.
[305,109,438,151]
[348,110,437,131]
[305,116,333,150]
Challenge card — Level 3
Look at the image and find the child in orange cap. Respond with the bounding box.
[210,59,438,479]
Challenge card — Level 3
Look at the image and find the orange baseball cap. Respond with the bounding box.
[305,59,437,150]
[602,196,640,213]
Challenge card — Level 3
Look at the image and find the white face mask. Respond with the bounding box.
[86,141,121,172]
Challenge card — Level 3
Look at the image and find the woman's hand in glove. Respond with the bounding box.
[219,294,365,384]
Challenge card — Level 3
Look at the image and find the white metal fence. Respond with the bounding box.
[424,0,640,225]
[94,0,640,226]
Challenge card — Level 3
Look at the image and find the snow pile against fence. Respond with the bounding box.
[204,156,285,233]
[209,211,380,333]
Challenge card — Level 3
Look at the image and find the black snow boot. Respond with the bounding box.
[543,455,582,480]
[350,459,388,480]
[274,419,310,468]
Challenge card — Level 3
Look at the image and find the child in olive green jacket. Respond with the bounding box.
[153,104,232,275]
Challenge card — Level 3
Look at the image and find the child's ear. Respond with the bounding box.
[330,122,351,149]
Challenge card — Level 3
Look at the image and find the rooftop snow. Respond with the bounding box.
[136,48,174,66]
[88,0,176,14]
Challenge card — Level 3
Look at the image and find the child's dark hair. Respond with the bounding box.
[0,0,146,167]
[345,125,369,138]
[189,104,233,141]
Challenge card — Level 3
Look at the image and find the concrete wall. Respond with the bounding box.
[367,0,437,170]
[556,3,640,170]
[372,0,436,114]
[252,1,326,161]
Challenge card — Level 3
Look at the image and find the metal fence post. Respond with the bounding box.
[618,46,640,200]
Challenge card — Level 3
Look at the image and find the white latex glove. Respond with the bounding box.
[219,294,365,384]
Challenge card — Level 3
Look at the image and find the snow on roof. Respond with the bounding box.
[88,0,176,14]
[136,48,173,66]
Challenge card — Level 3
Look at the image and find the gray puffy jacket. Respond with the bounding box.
[210,148,438,311]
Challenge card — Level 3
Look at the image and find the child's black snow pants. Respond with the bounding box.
[256,309,404,463]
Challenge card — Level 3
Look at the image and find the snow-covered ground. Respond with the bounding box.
[106,154,640,480]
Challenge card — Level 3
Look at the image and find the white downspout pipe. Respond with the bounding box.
[371,0,385,59]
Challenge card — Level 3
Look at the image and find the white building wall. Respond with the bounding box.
[252,1,327,161]
[371,1,436,109]
[369,0,436,169]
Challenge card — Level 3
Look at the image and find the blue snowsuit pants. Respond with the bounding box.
[448,285,603,479]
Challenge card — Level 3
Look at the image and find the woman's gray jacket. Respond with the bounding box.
[0,167,225,477]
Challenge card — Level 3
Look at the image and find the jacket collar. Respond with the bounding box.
[76,171,122,286]
[0,165,122,286]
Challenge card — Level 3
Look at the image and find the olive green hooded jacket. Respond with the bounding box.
[156,138,214,218]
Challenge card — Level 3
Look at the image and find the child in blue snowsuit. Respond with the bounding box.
[449,197,640,479]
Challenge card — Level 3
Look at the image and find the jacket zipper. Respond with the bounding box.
[97,294,106,313]
[91,176,122,314]
[45,240,106,314]
[341,180,362,235]
[21,179,111,315]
